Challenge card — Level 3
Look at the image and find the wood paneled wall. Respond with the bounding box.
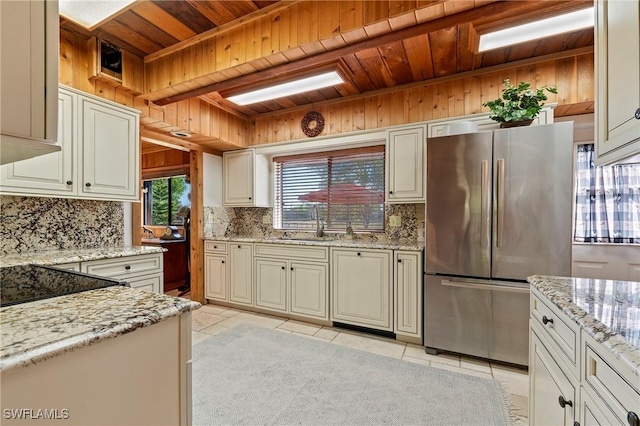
[59,29,145,110]
[59,28,247,149]
[141,149,191,179]
[250,52,594,145]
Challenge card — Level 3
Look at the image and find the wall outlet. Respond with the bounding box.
[262,214,272,224]
[207,212,215,224]
[389,215,401,227]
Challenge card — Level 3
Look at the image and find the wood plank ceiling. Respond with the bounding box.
[60,0,594,119]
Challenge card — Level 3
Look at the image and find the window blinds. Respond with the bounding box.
[273,146,385,232]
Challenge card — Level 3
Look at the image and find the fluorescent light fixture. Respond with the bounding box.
[478,7,594,52]
[59,0,137,29]
[226,71,344,106]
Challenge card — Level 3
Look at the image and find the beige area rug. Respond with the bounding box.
[192,324,511,425]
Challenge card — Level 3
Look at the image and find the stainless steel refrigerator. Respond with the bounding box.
[424,122,574,366]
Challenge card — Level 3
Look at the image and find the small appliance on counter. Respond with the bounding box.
[0,265,128,307]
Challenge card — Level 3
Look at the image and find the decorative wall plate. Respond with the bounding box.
[301,111,324,137]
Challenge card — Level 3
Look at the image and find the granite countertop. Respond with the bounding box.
[0,246,166,268]
[205,236,424,251]
[0,286,200,372]
[528,275,640,376]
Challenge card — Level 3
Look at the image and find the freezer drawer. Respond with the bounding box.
[424,275,530,366]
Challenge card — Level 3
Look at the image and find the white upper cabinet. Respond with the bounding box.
[80,96,138,200]
[223,149,271,207]
[595,0,640,164]
[0,0,60,164]
[0,86,140,202]
[386,126,425,203]
[1,90,75,194]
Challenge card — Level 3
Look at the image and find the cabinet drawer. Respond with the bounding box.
[126,273,163,294]
[531,291,579,375]
[205,241,227,253]
[51,263,81,272]
[82,254,162,279]
[584,336,640,425]
[254,243,329,262]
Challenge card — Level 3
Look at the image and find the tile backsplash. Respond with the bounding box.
[204,204,424,244]
[0,196,124,254]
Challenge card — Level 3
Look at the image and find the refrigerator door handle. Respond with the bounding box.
[481,160,490,249]
[441,279,529,294]
[496,158,505,248]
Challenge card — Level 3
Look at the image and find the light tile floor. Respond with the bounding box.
[192,303,529,425]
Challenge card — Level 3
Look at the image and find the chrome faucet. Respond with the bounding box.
[313,205,324,237]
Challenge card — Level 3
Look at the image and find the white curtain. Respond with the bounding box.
[574,144,640,244]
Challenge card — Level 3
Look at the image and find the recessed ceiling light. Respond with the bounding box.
[478,7,594,52]
[170,131,192,138]
[59,0,137,29]
[226,71,344,106]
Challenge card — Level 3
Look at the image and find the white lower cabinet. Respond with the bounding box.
[126,273,162,293]
[530,289,640,426]
[80,253,164,294]
[229,243,253,306]
[1,314,192,425]
[254,244,329,321]
[394,251,422,339]
[580,385,622,426]
[530,326,577,426]
[290,261,328,320]
[51,262,80,271]
[331,248,392,331]
[204,254,228,301]
[204,240,421,336]
[254,258,287,312]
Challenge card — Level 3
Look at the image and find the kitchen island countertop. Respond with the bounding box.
[0,246,166,268]
[0,285,200,372]
[528,275,640,376]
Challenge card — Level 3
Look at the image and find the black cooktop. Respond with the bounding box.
[0,264,128,307]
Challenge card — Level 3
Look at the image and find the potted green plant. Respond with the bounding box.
[483,79,557,128]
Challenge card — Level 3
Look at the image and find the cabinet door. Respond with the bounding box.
[331,249,392,331]
[223,150,254,206]
[0,0,58,144]
[394,251,422,338]
[126,273,163,294]
[80,98,138,200]
[290,261,328,320]
[580,385,623,426]
[255,258,287,312]
[204,254,228,301]
[530,330,577,426]
[229,244,253,306]
[386,126,425,203]
[595,0,640,164]
[1,90,75,195]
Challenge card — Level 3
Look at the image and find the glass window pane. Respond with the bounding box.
[143,176,190,226]
[274,148,385,232]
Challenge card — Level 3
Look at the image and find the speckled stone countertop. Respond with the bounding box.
[0,286,200,372]
[528,275,640,376]
[205,236,424,251]
[0,246,166,268]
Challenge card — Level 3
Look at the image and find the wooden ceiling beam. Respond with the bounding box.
[152,0,590,106]
[141,129,225,155]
